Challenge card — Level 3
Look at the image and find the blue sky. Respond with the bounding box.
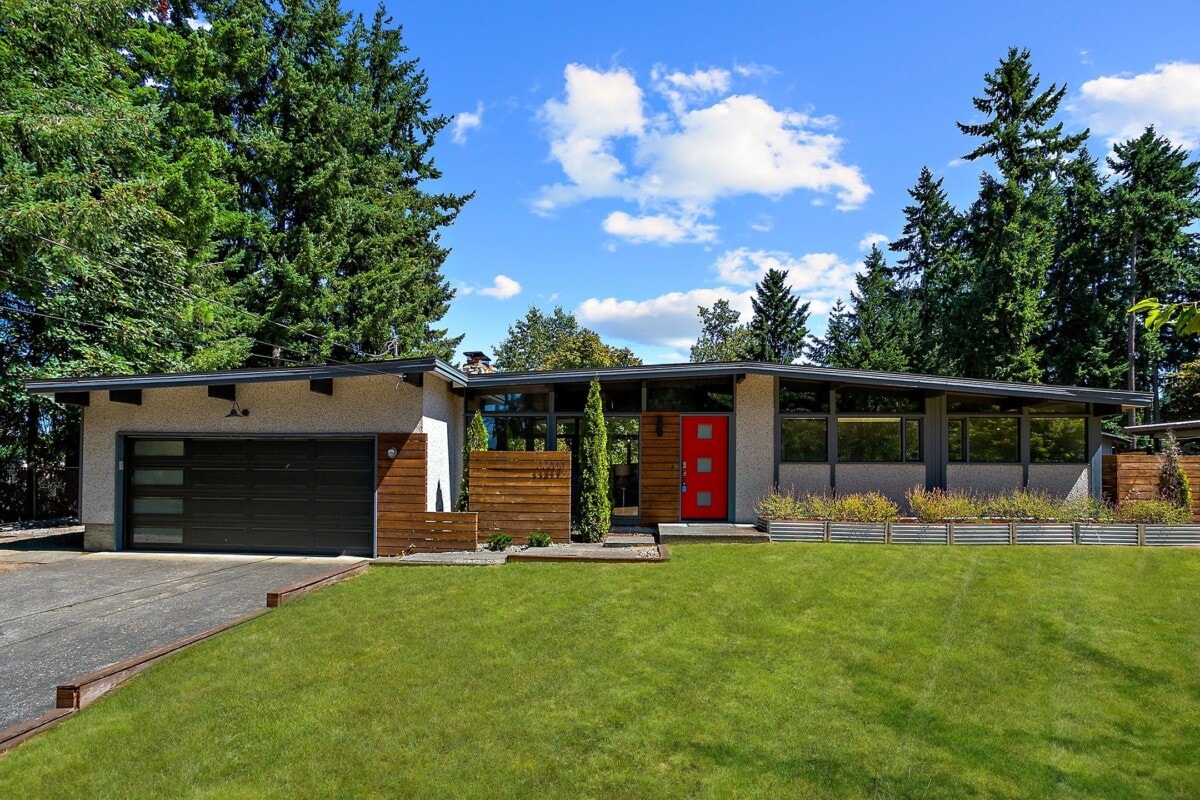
[343,0,1200,365]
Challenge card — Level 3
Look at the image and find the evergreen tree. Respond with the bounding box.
[492,306,640,371]
[747,268,809,363]
[1164,361,1200,421]
[956,48,1084,382]
[690,300,752,362]
[578,378,610,542]
[455,411,488,512]
[845,246,917,372]
[807,299,855,367]
[1108,127,1200,420]
[888,167,965,374]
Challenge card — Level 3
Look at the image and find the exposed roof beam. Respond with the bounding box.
[109,389,141,406]
[309,378,333,396]
[207,384,236,401]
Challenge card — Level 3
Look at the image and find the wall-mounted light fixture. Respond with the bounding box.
[655,415,664,437]
[386,446,400,459]
[225,402,250,418]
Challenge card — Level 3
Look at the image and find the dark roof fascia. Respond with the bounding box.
[1124,420,1200,436]
[464,361,1153,407]
[25,357,468,395]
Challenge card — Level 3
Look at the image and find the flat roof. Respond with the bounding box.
[1124,420,1200,437]
[25,358,1152,408]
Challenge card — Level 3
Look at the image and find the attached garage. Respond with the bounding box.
[125,437,375,556]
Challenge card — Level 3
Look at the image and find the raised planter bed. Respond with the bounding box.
[757,518,1200,547]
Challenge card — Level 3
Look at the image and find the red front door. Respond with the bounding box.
[681,416,728,519]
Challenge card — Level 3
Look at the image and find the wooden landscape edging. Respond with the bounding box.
[469,451,571,543]
[0,561,368,755]
[1102,454,1200,522]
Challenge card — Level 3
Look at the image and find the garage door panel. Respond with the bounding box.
[127,437,374,556]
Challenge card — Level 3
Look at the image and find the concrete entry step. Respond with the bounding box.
[657,524,770,544]
[604,534,657,548]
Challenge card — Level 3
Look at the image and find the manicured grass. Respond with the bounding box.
[3,545,1200,798]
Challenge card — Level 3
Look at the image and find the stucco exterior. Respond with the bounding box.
[1028,464,1091,500]
[420,378,463,512]
[80,374,425,549]
[836,464,925,510]
[734,374,775,523]
[777,464,833,496]
[947,464,1024,495]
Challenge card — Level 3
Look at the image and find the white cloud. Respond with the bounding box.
[602,210,719,245]
[460,274,522,300]
[186,17,212,31]
[858,232,888,251]
[711,248,859,303]
[576,247,863,349]
[749,214,773,232]
[733,62,780,79]
[535,63,871,234]
[578,287,755,349]
[452,102,484,145]
[1074,62,1200,148]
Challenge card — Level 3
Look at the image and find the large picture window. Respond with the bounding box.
[1030,417,1086,463]
[949,417,1019,463]
[483,416,547,451]
[781,418,827,462]
[836,417,923,463]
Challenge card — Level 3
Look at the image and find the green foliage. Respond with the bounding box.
[816,246,917,372]
[747,268,809,363]
[690,300,753,362]
[485,532,512,552]
[455,411,489,512]
[1116,500,1190,525]
[906,488,984,521]
[527,532,552,548]
[1159,433,1192,511]
[754,490,899,522]
[1164,360,1200,420]
[492,306,640,371]
[578,378,611,541]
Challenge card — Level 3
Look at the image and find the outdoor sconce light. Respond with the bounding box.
[225,403,250,418]
[386,446,400,459]
[655,415,664,437]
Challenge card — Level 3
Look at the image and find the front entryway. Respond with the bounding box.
[125,437,374,556]
[681,416,729,520]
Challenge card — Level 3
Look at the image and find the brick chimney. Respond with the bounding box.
[461,351,494,374]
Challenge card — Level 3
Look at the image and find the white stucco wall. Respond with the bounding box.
[836,464,925,511]
[1028,464,1090,499]
[947,464,1023,495]
[734,374,775,523]
[777,464,832,496]
[421,378,462,512]
[80,374,426,541]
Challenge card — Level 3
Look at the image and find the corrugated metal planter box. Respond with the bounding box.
[1078,524,1138,546]
[891,523,949,544]
[1144,525,1200,546]
[829,523,887,543]
[950,523,1011,545]
[757,518,825,542]
[1015,523,1075,545]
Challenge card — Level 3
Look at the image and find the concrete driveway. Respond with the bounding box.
[0,541,361,730]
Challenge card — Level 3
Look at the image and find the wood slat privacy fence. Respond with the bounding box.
[469,451,572,543]
[640,413,680,526]
[1102,454,1200,522]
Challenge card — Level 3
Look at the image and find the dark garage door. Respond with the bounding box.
[126,437,374,556]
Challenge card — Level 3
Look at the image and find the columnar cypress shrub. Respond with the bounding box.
[1159,432,1192,512]
[455,411,489,511]
[578,377,611,541]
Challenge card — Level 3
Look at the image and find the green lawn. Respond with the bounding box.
[3,545,1199,799]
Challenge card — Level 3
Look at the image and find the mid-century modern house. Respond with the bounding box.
[26,355,1151,556]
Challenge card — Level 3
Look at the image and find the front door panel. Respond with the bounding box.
[681,416,728,519]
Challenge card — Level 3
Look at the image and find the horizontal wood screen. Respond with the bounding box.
[377,511,478,555]
[1102,454,1200,522]
[376,433,426,512]
[640,413,680,526]
[469,451,571,542]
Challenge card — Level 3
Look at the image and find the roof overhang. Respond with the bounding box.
[25,357,468,400]
[1124,420,1200,438]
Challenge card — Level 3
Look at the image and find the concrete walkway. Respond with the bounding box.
[0,550,359,730]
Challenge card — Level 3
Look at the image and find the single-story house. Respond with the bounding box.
[26,357,1151,556]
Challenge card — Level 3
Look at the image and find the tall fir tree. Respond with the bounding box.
[888,167,966,375]
[1108,127,1200,421]
[807,299,855,367]
[956,47,1084,382]
[690,300,752,362]
[845,247,917,372]
[747,268,810,363]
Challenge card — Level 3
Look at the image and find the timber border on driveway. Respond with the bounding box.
[0,554,364,753]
